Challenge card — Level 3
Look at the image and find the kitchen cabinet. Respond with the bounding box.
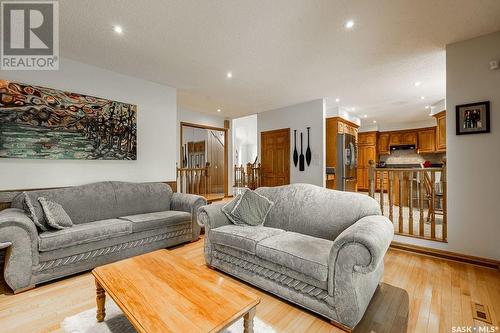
[434,111,446,152]
[402,132,417,145]
[418,128,436,153]
[378,133,390,154]
[389,133,402,146]
[357,132,377,191]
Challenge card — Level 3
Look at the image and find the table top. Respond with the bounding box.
[92,249,260,333]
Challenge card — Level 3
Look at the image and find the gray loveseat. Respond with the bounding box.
[199,183,393,330]
[0,181,206,293]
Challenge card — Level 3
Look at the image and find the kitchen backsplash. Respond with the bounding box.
[381,150,445,164]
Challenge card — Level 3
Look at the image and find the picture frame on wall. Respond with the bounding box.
[455,101,490,135]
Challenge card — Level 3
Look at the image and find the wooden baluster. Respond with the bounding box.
[442,159,447,242]
[408,171,414,235]
[190,169,194,194]
[257,163,262,188]
[388,171,394,223]
[419,170,425,236]
[234,164,238,188]
[379,171,385,215]
[368,160,375,198]
[431,171,436,239]
[205,163,209,195]
[398,171,404,233]
[197,169,201,194]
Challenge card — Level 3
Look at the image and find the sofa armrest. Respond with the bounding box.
[327,215,393,328]
[170,192,207,241]
[197,203,231,266]
[0,208,39,292]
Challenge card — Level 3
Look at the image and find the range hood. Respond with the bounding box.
[390,144,416,151]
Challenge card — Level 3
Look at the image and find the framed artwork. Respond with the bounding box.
[455,101,490,135]
[0,79,137,160]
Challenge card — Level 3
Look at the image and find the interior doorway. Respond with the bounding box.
[179,122,228,201]
[260,128,290,187]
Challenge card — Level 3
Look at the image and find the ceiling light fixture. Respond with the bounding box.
[345,20,355,29]
[425,105,430,109]
[113,25,123,34]
[414,81,422,87]
[335,98,340,102]
[351,107,356,111]
[226,72,232,79]
[373,120,377,124]
[217,109,221,113]
[429,113,433,116]
[421,96,425,100]
[363,115,368,118]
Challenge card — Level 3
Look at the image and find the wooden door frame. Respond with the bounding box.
[180,121,229,197]
[260,128,291,186]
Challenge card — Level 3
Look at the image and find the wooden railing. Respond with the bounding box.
[368,160,447,242]
[177,162,210,195]
[234,163,262,190]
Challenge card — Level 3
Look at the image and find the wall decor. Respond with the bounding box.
[293,129,298,167]
[456,101,490,135]
[299,132,305,171]
[0,80,137,160]
[306,127,312,166]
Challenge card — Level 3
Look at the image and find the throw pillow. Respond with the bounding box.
[230,190,274,226]
[222,194,243,225]
[38,197,73,230]
[22,192,49,231]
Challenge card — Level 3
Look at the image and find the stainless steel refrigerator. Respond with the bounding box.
[336,133,357,191]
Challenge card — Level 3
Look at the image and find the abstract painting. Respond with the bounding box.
[0,80,137,160]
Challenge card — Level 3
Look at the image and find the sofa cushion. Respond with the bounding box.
[111,182,173,217]
[256,232,333,282]
[228,190,274,226]
[38,219,133,252]
[38,197,73,230]
[119,211,191,232]
[211,225,285,255]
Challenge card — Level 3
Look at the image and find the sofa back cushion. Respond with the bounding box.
[110,181,173,217]
[12,181,173,225]
[255,183,381,241]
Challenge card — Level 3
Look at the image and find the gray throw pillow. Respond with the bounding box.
[38,197,73,230]
[22,192,49,231]
[230,190,274,226]
[222,194,243,225]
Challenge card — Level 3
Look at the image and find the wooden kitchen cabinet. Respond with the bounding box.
[402,132,417,145]
[389,133,402,145]
[357,132,377,191]
[434,111,446,152]
[378,133,390,154]
[418,128,436,153]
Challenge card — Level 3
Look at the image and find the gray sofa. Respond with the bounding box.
[199,183,393,330]
[0,181,206,293]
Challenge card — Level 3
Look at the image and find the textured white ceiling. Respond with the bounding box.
[59,0,500,124]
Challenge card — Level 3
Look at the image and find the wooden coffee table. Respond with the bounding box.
[92,250,260,333]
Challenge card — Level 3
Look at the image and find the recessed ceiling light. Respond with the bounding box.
[414,81,422,87]
[217,109,221,113]
[429,113,433,116]
[425,105,430,109]
[373,120,377,124]
[420,96,425,100]
[226,72,232,79]
[351,107,356,111]
[363,115,368,118]
[345,20,355,29]
[113,25,123,34]
[335,98,340,102]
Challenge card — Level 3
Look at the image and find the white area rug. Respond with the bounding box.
[61,300,275,333]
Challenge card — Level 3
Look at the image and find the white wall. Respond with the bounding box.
[233,114,258,166]
[0,58,177,190]
[258,99,325,186]
[394,31,500,260]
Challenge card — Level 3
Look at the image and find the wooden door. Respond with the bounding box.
[261,128,290,187]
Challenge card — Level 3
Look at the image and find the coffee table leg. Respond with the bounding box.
[95,280,106,322]
[243,306,256,333]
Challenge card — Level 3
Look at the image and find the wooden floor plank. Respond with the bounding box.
[0,240,499,333]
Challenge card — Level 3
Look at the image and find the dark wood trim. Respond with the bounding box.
[390,241,500,270]
[180,121,227,132]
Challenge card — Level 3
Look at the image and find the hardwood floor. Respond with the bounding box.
[0,239,499,333]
